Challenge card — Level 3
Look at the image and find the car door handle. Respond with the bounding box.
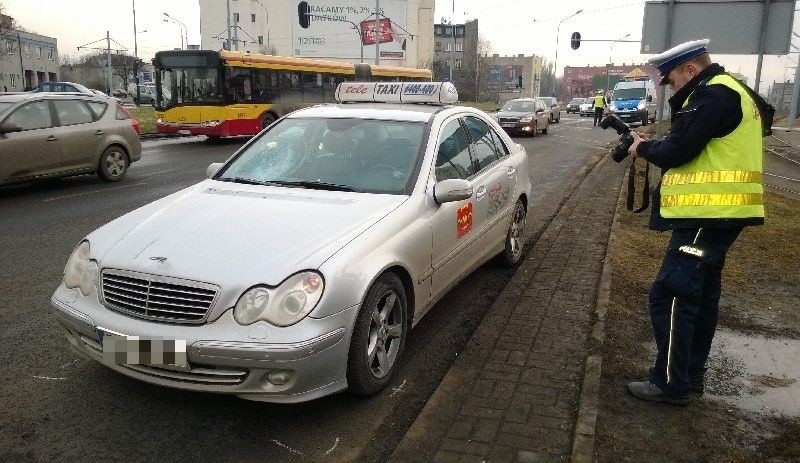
[46,135,58,142]
[476,185,487,200]
[94,130,105,136]
[507,166,516,177]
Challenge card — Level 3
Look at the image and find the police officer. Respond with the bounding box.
[593,90,605,126]
[626,39,764,405]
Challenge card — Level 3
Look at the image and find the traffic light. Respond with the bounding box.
[298,1,310,29]
[570,32,581,50]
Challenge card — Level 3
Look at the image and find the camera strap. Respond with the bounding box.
[626,158,651,213]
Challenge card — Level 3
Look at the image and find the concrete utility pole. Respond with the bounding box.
[753,0,772,94]
[226,0,232,50]
[133,0,141,105]
[106,31,112,95]
[553,9,582,97]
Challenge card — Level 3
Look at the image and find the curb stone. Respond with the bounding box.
[570,167,628,462]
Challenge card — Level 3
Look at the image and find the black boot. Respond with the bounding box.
[689,375,704,397]
[626,381,689,406]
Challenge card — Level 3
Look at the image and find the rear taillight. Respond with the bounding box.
[116,103,140,134]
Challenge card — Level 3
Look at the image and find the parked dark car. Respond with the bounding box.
[566,97,585,114]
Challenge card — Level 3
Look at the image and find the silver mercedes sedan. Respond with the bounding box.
[51,82,532,403]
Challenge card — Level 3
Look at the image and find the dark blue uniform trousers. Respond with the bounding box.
[648,226,743,396]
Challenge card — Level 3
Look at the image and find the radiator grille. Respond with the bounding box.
[101,269,218,324]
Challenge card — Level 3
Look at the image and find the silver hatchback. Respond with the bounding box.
[0,93,141,185]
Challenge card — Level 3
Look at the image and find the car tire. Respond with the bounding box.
[347,272,408,396]
[501,199,527,265]
[259,113,276,131]
[97,146,129,182]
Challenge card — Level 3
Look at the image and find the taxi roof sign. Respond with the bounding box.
[336,82,458,104]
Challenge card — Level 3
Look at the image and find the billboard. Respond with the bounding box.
[294,1,408,60]
[488,65,523,90]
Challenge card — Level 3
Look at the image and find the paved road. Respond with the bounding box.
[0,114,616,462]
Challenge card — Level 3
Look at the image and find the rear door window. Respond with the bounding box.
[87,101,108,119]
[4,101,53,131]
[53,100,95,126]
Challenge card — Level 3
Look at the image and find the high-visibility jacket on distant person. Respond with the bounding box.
[593,95,605,108]
[659,74,764,219]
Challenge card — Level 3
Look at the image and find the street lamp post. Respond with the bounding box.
[607,33,630,92]
[163,13,187,50]
[552,9,582,97]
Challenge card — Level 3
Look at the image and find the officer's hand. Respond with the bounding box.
[628,131,645,158]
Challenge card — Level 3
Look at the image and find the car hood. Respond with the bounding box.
[496,111,536,118]
[90,181,407,286]
[612,99,643,110]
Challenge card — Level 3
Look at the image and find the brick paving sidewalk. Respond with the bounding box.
[391,155,627,462]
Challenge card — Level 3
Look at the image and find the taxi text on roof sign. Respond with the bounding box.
[335,82,459,104]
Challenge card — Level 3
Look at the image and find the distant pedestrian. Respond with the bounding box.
[593,91,605,126]
[626,39,765,405]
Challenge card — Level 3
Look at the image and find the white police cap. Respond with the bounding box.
[648,39,710,84]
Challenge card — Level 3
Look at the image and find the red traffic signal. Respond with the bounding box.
[570,32,581,50]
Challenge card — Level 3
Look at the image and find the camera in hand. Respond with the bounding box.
[599,114,634,163]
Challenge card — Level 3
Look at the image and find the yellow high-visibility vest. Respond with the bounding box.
[660,74,764,219]
[593,95,605,107]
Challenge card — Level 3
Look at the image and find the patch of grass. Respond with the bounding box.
[456,101,499,112]
[127,106,157,134]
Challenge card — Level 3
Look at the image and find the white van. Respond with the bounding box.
[609,80,657,126]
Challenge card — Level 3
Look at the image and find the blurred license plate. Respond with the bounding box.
[501,123,515,127]
[177,129,191,135]
[99,329,187,368]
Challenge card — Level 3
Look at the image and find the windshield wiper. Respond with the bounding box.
[218,176,273,186]
[268,180,361,192]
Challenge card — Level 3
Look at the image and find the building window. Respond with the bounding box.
[6,41,12,54]
[24,44,30,56]
[455,58,462,69]
[435,41,441,52]
[233,13,239,22]
[445,26,453,36]
[445,43,452,52]
[10,74,16,88]
[36,46,42,59]
[456,26,464,37]
[258,35,263,45]
[251,13,256,22]
[455,42,463,52]
[48,48,54,60]
[435,26,443,36]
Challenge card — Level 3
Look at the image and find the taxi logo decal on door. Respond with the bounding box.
[457,202,473,239]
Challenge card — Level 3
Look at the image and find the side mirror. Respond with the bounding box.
[536,108,544,114]
[0,122,22,135]
[433,178,473,204]
[646,95,653,102]
[206,162,224,178]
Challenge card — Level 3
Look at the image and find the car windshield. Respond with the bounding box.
[501,101,535,112]
[570,98,583,104]
[0,102,14,116]
[217,117,426,195]
[614,88,646,101]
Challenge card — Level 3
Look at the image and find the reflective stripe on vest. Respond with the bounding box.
[660,74,764,219]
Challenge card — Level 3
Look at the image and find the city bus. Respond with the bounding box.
[152,50,432,138]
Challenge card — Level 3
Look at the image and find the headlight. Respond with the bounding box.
[609,104,617,111]
[63,241,99,297]
[519,116,533,123]
[156,118,163,124]
[637,101,647,110]
[234,271,325,326]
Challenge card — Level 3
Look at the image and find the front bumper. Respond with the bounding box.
[51,284,359,403]
[613,109,647,123]
[498,121,537,134]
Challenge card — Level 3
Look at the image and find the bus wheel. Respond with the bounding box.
[260,113,275,131]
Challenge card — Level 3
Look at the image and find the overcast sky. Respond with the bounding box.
[2,0,796,94]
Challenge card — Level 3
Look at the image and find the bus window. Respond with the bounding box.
[322,74,338,103]
[302,72,322,103]
[225,68,252,103]
[280,71,302,103]
[253,68,278,103]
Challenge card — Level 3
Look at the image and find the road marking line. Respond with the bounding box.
[33,375,67,380]
[44,182,148,202]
